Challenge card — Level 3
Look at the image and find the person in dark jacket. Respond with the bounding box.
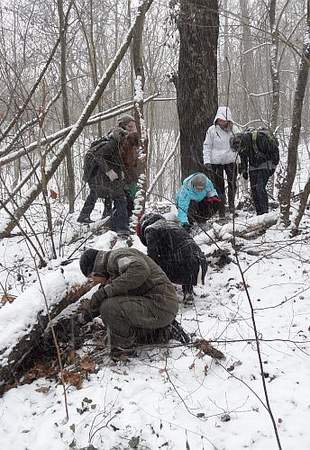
[230,128,279,215]
[137,213,208,304]
[79,247,178,359]
[77,127,139,235]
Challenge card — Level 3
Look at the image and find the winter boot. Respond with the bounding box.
[77,215,94,224]
[102,198,112,219]
[110,346,137,362]
[182,285,194,305]
[168,319,190,344]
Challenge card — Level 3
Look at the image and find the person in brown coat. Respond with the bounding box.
[77,127,139,235]
[79,247,179,359]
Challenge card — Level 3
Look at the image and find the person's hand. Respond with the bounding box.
[242,171,249,180]
[181,223,192,232]
[91,286,108,306]
[204,196,221,204]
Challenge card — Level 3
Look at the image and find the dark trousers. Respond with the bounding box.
[207,163,237,214]
[249,169,271,215]
[188,198,220,224]
[79,187,98,218]
[111,196,129,232]
[100,293,177,349]
[79,186,128,232]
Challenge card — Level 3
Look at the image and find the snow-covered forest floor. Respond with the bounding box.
[0,200,310,450]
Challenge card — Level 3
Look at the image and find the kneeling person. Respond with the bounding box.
[137,213,208,304]
[176,172,221,230]
[79,247,178,359]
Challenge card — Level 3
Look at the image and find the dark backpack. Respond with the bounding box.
[250,128,280,166]
[83,136,109,182]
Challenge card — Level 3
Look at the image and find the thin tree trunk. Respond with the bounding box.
[269,0,280,131]
[278,1,310,226]
[57,0,75,213]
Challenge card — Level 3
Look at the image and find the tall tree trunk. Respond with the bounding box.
[269,0,280,131]
[132,2,146,137]
[57,0,75,213]
[278,1,310,226]
[176,0,219,179]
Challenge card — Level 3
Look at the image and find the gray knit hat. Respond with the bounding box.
[79,249,99,277]
[191,173,207,189]
[117,114,135,129]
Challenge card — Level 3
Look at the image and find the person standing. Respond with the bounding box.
[203,106,239,217]
[77,114,138,227]
[230,129,279,215]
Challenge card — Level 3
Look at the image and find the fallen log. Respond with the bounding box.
[0,262,94,393]
[0,229,126,392]
[195,211,278,246]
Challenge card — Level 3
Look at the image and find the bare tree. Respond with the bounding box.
[278,0,310,226]
[57,0,75,212]
[176,0,219,178]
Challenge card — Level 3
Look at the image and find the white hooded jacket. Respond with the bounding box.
[203,106,239,165]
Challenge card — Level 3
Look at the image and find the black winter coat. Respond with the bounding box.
[239,131,279,173]
[140,218,208,286]
[83,128,127,199]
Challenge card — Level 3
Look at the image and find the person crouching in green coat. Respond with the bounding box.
[79,247,178,359]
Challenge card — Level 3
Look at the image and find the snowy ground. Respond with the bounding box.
[0,201,310,450]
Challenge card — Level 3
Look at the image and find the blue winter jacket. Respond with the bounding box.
[176,173,218,225]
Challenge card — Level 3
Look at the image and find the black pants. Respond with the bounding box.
[188,198,220,224]
[79,190,112,219]
[79,186,129,231]
[249,169,271,215]
[207,163,237,214]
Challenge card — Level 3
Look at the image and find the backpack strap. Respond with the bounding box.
[251,130,259,154]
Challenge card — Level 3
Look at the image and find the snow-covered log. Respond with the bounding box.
[195,211,278,246]
[0,262,93,392]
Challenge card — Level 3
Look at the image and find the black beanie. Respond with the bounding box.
[79,249,99,277]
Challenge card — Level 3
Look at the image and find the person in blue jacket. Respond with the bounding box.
[176,173,221,230]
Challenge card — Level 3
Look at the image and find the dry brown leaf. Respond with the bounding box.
[194,339,225,360]
[62,370,83,389]
[49,189,58,199]
[1,294,17,304]
[80,356,95,372]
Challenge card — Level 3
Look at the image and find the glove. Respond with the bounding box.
[242,171,248,180]
[181,223,192,232]
[91,286,108,306]
[204,196,221,204]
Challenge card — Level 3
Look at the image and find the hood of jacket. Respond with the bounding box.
[93,250,111,276]
[213,106,233,124]
[108,127,128,144]
[139,213,165,245]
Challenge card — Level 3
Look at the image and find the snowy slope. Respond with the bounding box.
[0,206,310,450]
